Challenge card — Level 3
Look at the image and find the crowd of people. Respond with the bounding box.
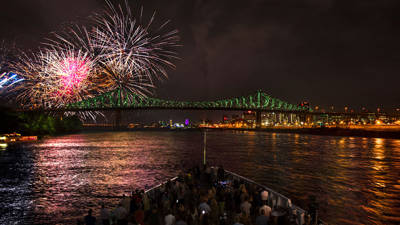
[79,164,312,225]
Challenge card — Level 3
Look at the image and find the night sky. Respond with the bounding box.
[1,0,399,111]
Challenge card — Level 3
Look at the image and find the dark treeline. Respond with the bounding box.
[0,107,82,136]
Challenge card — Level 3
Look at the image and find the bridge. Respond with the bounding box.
[66,88,310,112]
[22,88,399,128]
[63,88,311,128]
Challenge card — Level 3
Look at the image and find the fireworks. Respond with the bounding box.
[9,49,95,109]
[92,0,180,86]
[100,57,155,98]
[85,0,179,96]
[58,58,90,95]
[42,49,97,104]
[5,0,179,115]
[51,0,180,97]
[0,72,24,90]
[9,51,48,108]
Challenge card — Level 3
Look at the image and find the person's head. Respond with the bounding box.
[101,203,105,209]
[88,209,92,216]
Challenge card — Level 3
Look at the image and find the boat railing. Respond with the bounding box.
[223,169,308,225]
[144,176,178,196]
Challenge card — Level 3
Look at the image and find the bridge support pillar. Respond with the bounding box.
[256,110,262,129]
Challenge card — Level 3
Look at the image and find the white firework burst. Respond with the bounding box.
[91,0,180,96]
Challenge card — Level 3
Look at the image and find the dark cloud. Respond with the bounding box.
[1,0,399,111]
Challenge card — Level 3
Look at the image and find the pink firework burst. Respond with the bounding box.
[58,58,90,96]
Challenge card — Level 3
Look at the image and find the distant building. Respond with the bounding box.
[242,111,256,121]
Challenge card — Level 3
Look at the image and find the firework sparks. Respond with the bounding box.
[100,57,155,98]
[91,0,180,96]
[0,72,24,90]
[10,49,97,109]
[59,58,90,95]
[47,0,179,100]
[43,49,97,103]
[6,0,180,118]
[9,51,49,108]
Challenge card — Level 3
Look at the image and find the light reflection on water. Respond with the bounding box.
[0,131,399,224]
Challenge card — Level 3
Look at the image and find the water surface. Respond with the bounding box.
[0,131,399,224]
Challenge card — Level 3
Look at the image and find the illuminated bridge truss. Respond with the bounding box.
[66,89,310,112]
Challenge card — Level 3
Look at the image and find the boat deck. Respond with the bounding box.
[142,166,321,225]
